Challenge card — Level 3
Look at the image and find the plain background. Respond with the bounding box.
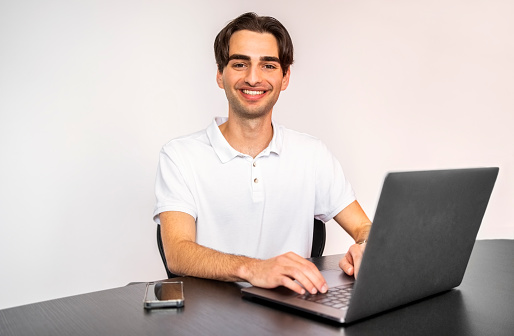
[1,0,512,309]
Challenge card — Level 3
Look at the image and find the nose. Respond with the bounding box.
[245,64,262,86]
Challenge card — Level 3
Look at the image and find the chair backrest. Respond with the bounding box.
[311,218,326,258]
[157,219,327,278]
[156,224,177,278]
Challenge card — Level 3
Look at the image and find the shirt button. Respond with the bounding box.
[254,178,259,183]
[253,162,257,167]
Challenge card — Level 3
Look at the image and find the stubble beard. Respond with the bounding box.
[225,89,279,121]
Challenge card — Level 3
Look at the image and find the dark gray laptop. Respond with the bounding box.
[241,167,499,323]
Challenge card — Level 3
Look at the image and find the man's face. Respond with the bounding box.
[216,30,290,120]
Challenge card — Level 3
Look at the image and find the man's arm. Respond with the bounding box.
[159,211,328,295]
[333,200,372,278]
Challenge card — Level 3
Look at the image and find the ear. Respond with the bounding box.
[216,69,224,89]
[281,68,291,91]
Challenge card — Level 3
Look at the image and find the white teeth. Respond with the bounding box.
[242,90,264,95]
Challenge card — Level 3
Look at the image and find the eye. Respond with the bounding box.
[264,64,278,70]
[232,62,247,69]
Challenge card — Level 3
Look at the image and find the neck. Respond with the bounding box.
[219,113,273,158]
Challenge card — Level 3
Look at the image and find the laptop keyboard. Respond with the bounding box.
[297,283,354,309]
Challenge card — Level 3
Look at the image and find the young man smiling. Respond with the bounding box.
[216,29,290,158]
[153,13,372,296]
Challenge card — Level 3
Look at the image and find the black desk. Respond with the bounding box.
[1,240,513,335]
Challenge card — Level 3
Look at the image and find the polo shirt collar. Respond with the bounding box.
[263,121,282,156]
[206,117,282,164]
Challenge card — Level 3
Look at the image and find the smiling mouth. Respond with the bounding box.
[241,89,265,95]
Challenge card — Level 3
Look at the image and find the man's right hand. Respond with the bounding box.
[239,252,328,295]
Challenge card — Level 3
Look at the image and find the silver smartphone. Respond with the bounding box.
[144,281,185,309]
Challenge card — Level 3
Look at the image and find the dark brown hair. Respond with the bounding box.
[214,12,294,76]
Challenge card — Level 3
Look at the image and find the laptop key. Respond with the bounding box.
[296,283,353,309]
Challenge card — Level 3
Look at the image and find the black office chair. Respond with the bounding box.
[157,218,326,279]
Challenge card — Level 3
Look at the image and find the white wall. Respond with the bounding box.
[0,0,512,309]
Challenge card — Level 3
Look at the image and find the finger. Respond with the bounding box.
[302,266,328,293]
[287,267,319,294]
[352,245,365,279]
[296,262,327,293]
[340,252,354,276]
[282,253,328,293]
[280,276,307,295]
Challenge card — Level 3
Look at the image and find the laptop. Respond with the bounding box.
[241,167,499,324]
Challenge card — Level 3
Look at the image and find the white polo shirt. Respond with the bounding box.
[153,117,355,259]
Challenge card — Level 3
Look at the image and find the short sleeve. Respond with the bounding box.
[314,141,355,222]
[153,145,197,224]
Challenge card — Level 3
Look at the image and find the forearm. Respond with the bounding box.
[167,240,256,282]
[160,211,257,282]
[334,200,372,244]
[353,222,372,244]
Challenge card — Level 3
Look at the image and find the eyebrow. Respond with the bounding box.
[228,54,280,63]
[261,56,280,63]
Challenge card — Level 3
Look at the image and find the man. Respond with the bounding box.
[153,12,371,296]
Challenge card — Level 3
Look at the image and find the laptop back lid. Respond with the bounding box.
[345,167,499,323]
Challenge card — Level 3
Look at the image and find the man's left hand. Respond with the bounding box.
[339,243,366,278]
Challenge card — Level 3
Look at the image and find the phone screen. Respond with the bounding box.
[154,282,183,301]
[144,281,184,309]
